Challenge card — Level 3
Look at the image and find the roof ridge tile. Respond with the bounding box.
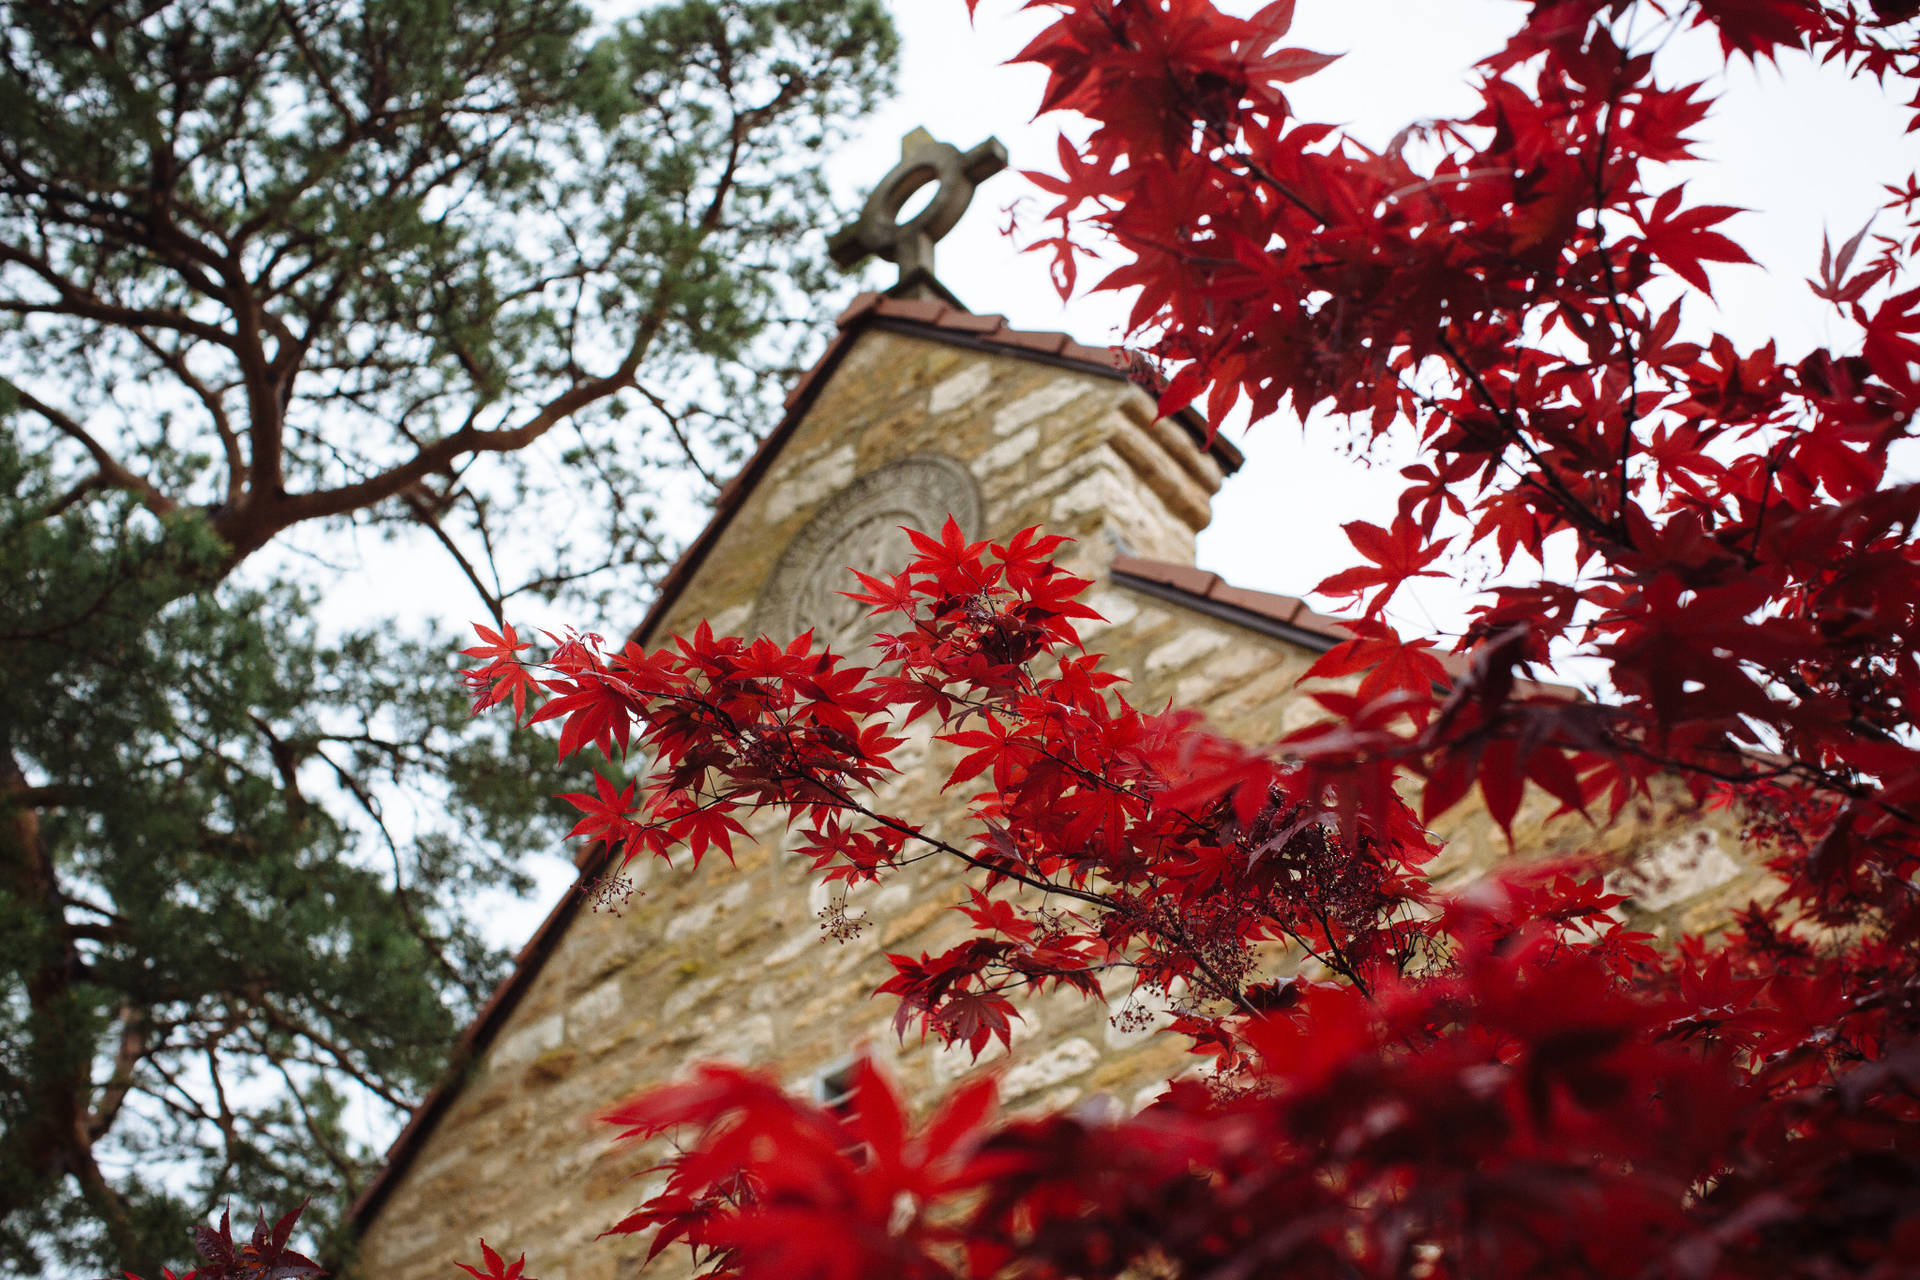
[1111,555,1340,641]
[836,291,883,326]
[875,296,949,324]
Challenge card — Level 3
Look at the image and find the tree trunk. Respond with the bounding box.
[0,746,154,1274]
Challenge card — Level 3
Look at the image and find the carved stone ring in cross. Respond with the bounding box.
[828,128,1008,288]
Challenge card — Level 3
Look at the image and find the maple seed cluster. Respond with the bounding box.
[442,0,1920,1277]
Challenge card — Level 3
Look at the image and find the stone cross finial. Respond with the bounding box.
[829,128,1008,298]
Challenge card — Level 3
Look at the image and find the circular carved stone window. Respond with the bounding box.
[750,454,983,651]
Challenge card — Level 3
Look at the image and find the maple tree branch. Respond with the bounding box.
[1188,91,1332,229]
[909,675,1152,805]
[1744,433,1793,567]
[1143,908,1270,1015]
[1303,898,1369,996]
[1377,168,1517,208]
[765,755,1109,913]
[1432,330,1618,544]
[616,607,1284,1026]
[770,752,1265,1019]
[1585,43,1648,533]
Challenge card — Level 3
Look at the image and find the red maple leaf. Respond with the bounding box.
[1315,517,1450,616]
[457,1240,534,1280]
[1634,187,1755,296]
[459,622,541,722]
[558,773,640,857]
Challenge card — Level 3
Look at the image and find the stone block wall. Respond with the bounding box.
[650,331,1223,646]
[348,329,1755,1280]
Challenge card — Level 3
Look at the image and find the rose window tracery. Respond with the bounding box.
[750,454,983,653]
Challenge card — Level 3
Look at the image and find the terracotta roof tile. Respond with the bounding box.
[1111,557,1371,648]
[784,361,827,409]
[1209,583,1305,626]
[1111,555,1583,706]
[1114,557,1224,600]
[992,327,1073,355]
[1289,602,1355,639]
[878,295,950,325]
[835,292,883,327]
[938,310,1010,334]
[1063,340,1121,368]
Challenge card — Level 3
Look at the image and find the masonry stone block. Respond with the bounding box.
[1000,1037,1100,1099]
[488,1012,563,1071]
[566,978,623,1033]
[977,423,1039,475]
[929,361,994,415]
[661,897,722,942]
[700,1013,775,1064]
[1081,589,1141,635]
[660,974,722,1022]
[1146,625,1230,673]
[1607,829,1743,911]
[992,379,1086,435]
[762,443,857,525]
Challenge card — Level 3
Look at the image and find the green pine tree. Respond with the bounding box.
[0,1,897,1272]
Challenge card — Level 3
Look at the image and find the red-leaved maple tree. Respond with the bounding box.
[119,1202,322,1280]
[453,1,1920,1277]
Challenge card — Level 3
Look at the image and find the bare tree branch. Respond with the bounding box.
[400,485,506,627]
[86,1004,150,1142]
[0,243,234,347]
[2,379,176,517]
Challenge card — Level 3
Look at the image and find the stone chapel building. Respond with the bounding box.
[342,138,1759,1280]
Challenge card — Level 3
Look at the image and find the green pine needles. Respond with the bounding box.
[0,0,897,1272]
